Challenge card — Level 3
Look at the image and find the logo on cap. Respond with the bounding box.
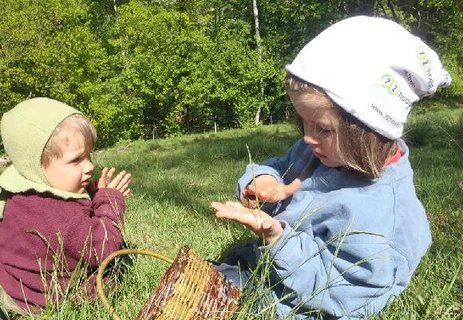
[417,47,434,89]
[381,74,413,108]
[381,74,400,95]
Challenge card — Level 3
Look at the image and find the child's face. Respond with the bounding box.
[289,90,344,168]
[42,129,94,194]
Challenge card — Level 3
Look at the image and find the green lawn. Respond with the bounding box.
[13,106,463,319]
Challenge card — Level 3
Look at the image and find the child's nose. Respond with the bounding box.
[303,127,320,146]
[84,159,94,174]
[304,134,319,146]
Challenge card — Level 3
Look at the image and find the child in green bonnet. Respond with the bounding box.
[0,97,131,317]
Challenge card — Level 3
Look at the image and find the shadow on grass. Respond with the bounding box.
[143,126,298,169]
[97,113,463,224]
[120,125,299,216]
[403,105,463,149]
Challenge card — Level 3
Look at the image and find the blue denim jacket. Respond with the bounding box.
[233,139,431,319]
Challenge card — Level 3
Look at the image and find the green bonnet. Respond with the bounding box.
[0,97,90,218]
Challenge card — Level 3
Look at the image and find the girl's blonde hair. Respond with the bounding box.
[285,73,397,179]
[41,114,97,167]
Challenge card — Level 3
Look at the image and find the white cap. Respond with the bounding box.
[286,16,451,139]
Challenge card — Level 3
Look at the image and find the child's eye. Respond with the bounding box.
[314,126,335,137]
[70,152,92,165]
[319,128,335,136]
[70,157,82,164]
[303,121,335,138]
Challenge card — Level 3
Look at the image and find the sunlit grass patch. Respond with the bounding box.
[8,107,463,319]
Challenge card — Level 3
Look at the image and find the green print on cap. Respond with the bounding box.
[417,47,431,70]
[417,46,435,89]
[381,74,400,95]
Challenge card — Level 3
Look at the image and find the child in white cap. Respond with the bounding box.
[0,98,131,317]
[211,16,451,319]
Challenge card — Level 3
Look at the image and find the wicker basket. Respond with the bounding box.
[97,246,241,320]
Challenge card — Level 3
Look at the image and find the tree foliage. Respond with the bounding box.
[0,0,461,146]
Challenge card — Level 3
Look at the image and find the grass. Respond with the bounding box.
[9,105,463,319]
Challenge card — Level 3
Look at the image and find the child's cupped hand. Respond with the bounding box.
[96,167,132,197]
[241,175,301,208]
[211,201,284,245]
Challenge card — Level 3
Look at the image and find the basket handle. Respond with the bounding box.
[96,248,174,320]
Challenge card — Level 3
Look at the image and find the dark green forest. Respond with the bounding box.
[1,0,462,146]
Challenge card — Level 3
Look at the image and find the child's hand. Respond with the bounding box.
[211,201,284,245]
[241,175,301,208]
[97,167,132,197]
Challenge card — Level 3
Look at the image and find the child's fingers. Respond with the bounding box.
[283,178,302,197]
[241,188,257,208]
[96,177,106,189]
[97,167,109,188]
[100,167,108,178]
[246,182,281,203]
[261,219,273,231]
[243,186,256,197]
[241,196,257,208]
[106,167,116,182]
[212,203,252,223]
[118,178,131,195]
[261,219,283,245]
[96,168,132,194]
[122,188,131,197]
[248,178,301,203]
[225,201,245,209]
[211,201,269,233]
[116,173,131,190]
[106,170,126,188]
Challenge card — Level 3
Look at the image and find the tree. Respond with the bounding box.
[252,0,263,125]
[1,0,460,148]
[0,0,122,145]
